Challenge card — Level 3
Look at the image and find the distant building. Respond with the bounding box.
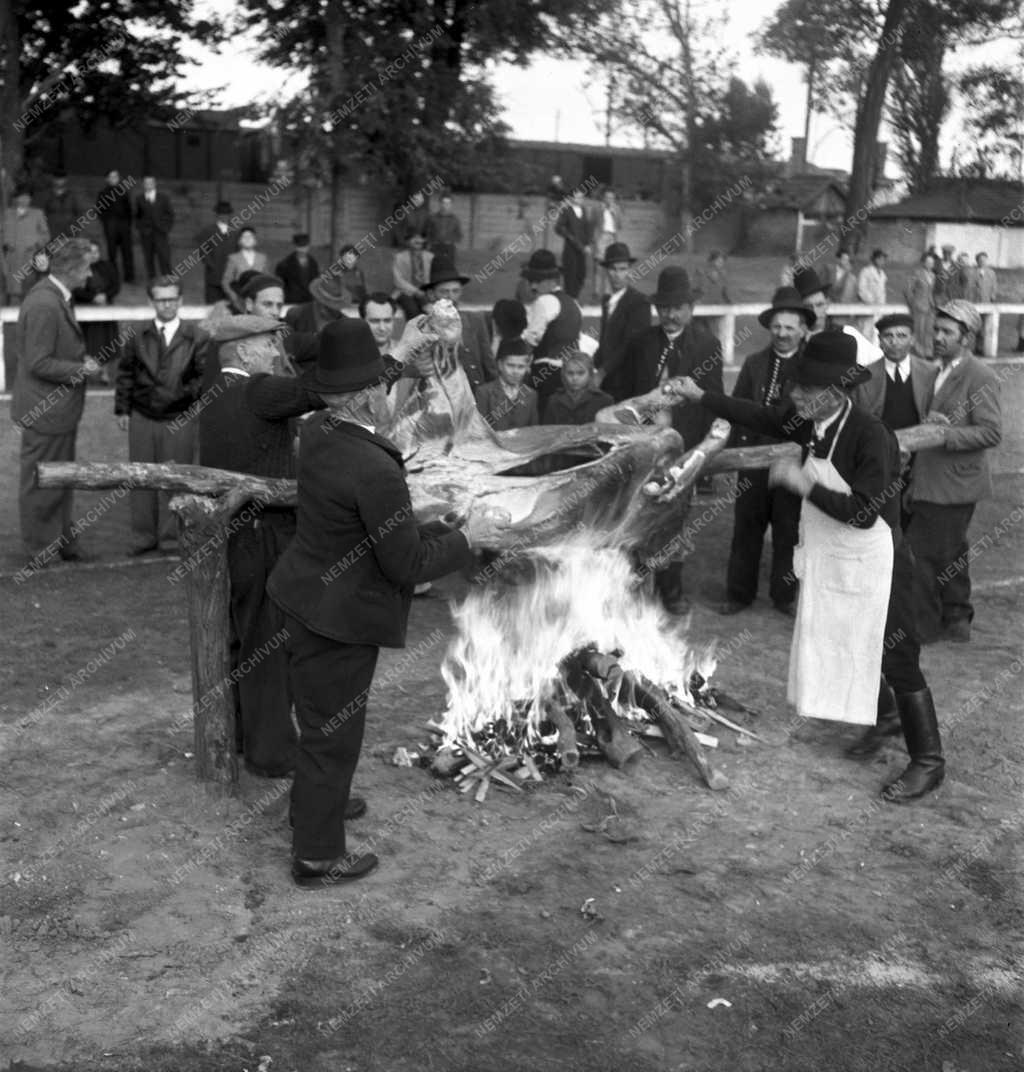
[868,178,1024,267]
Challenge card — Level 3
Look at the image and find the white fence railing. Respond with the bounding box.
[2,301,1022,392]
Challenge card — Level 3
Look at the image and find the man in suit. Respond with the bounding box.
[199,315,325,778]
[425,193,463,262]
[593,242,651,400]
[267,319,507,885]
[2,188,50,300]
[852,313,936,531]
[906,301,1002,644]
[674,331,945,803]
[554,186,591,300]
[115,276,206,554]
[793,266,831,335]
[856,249,888,305]
[11,238,101,567]
[423,258,495,389]
[285,272,347,335]
[222,227,269,312]
[621,266,724,613]
[521,249,582,402]
[41,170,84,243]
[275,233,320,305]
[135,175,175,279]
[717,286,811,617]
[95,168,134,284]
[197,200,234,304]
[392,232,433,321]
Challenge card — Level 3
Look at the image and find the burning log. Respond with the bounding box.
[543,694,581,771]
[628,674,730,792]
[562,655,645,770]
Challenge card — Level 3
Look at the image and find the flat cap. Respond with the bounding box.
[935,300,981,336]
[207,315,285,343]
[875,312,914,333]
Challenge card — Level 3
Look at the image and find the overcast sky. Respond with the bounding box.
[184,1,1014,178]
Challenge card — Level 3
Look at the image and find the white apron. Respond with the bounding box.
[787,404,893,724]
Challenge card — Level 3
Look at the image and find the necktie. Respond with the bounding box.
[655,336,675,380]
[413,251,424,285]
[162,324,173,348]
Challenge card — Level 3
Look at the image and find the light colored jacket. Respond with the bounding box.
[392,249,433,297]
[909,355,1002,504]
[857,265,887,304]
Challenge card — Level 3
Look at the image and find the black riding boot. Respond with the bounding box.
[846,677,901,757]
[881,688,945,803]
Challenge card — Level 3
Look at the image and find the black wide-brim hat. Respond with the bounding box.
[310,318,386,394]
[599,241,637,267]
[758,286,816,329]
[792,265,831,299]
[785,329,871,388]
[428,257,470,287]
[651,266,694,305]
[521,249,561,280]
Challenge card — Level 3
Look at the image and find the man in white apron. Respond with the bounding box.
[672,330,945,802]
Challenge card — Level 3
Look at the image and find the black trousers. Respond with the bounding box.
[284,613,379,859]
[562,245,586,299]
[905,501,976,639]
[227,512,296,773]
[726,470,800,607]
[103,221,134,282]
[881,537,926,694]
[140,230,172,278]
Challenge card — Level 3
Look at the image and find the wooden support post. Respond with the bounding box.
[169,493,239,787]
[983,309,999,358]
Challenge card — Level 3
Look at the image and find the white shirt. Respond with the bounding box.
[570,203,583,218]
[813,401,846,443]
[146,191,156,203]
[49,275,72,303]
[156,317,180,346]
[885,359,911,383]
[241,249,256,267]
[933,357,962,394]
[221,367,249,377]
[523,293,561,346]
[601,207,617,234]
[606,287,626,318]
[216,221,229,235]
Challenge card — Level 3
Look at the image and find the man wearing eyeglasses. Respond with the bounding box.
[114,275,207,554]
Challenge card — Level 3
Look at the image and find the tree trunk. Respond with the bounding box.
[845,0,910,252]
[324,4,347,250]
[0,0,23,200]
[679,0,695,249]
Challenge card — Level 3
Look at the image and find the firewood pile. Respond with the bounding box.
[416,544,761,802]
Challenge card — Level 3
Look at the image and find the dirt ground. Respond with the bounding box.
[1,367,1023,1071]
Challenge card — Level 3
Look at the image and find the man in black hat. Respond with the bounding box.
[554,186,592,299]
[198,315,326,778]
[521,249,582,401]
[592,242,651,401]
[196,200,235,304]
[718,286,812,617]
[285,271,347,335]
[792,265,830,334]
[267,319,508,885]
[619,266,722,613]
[275,234,321,305]
[423,257,495,389]
[673,330,945,803]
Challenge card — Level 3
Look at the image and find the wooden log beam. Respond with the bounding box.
[563,655,644,770]
[168,493,241,787]
[37,461,296,505]
[543,697,581,771]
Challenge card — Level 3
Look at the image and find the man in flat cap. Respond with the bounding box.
[199,315,326,777]
[906,300,1002,644]
[852,312,936,532]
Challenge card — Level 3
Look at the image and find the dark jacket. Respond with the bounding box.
[115,321,206,419]
[196,223,235,296]
[275,251,321,304]
[198,372,323,477]
[700,392,901,532]
[11,277,88,435]
[729,344,795,448]
[135,191,174,236]
[554,204,591,252]
[543,386,613,425]
[622,324,724,449]
[595,286,652,400]
[267,417,470,647]
[96,182,133,224]
[72,260,120,305]
[42,189,85,239]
